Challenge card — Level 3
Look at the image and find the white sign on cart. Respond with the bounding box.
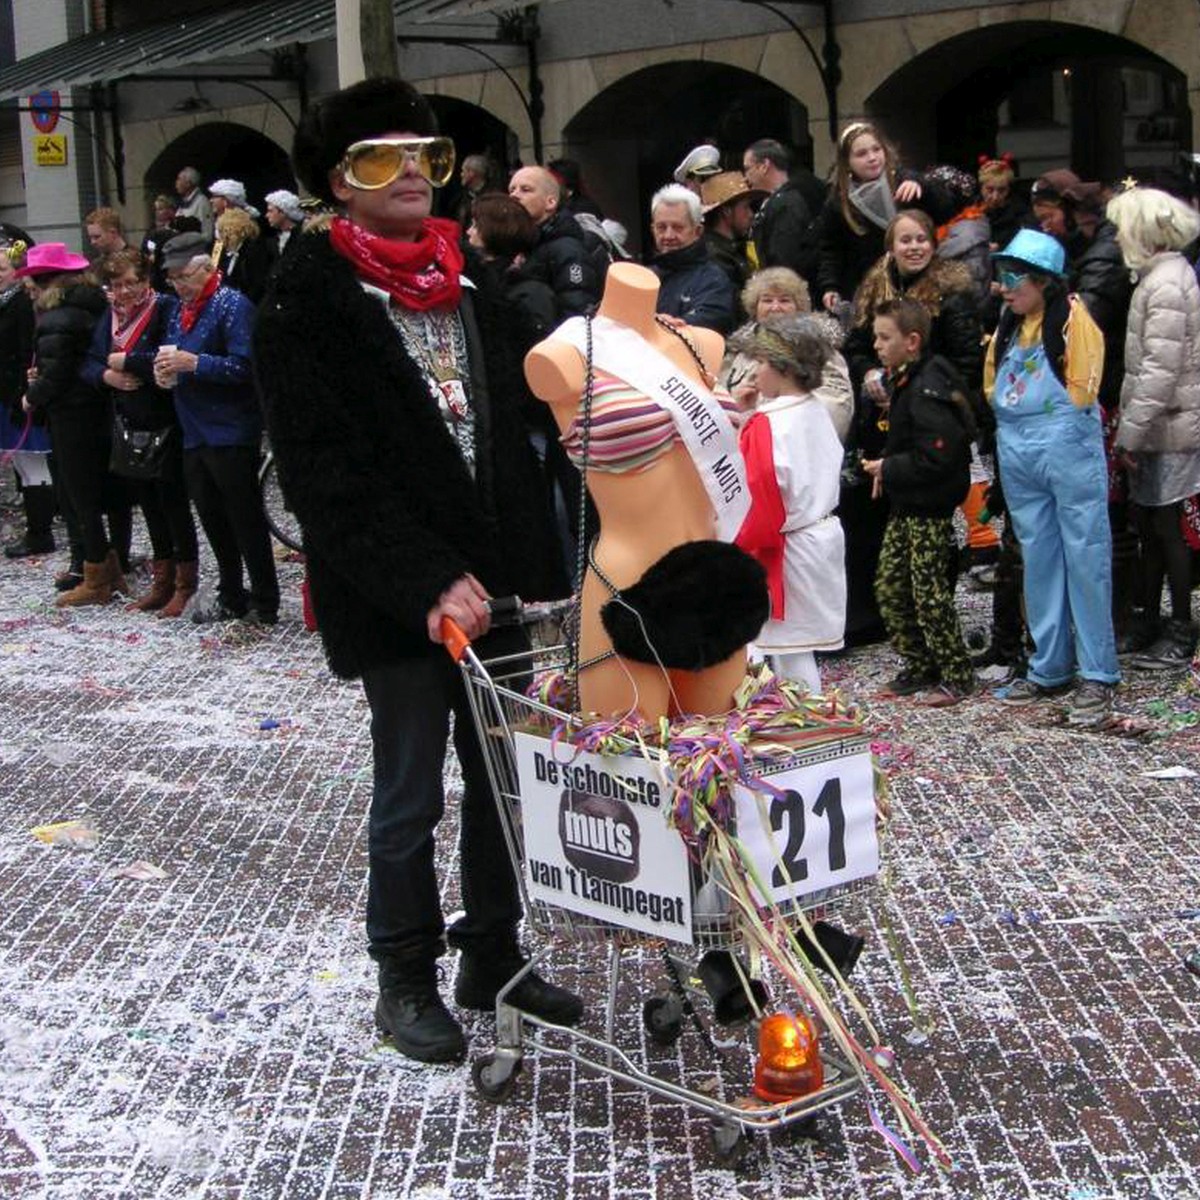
[734,745,879,905]
[514,732,693,943]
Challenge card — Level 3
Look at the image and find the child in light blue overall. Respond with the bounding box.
[985,229,1120,727]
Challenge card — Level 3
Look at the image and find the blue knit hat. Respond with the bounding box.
[994,228,1067,278]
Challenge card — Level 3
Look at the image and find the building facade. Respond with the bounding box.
[1,0,1196,255]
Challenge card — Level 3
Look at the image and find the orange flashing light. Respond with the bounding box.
[752,1012,824,1103]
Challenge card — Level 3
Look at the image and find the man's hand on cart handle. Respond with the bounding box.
[427,574,492,644]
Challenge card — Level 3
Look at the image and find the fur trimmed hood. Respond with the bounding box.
[854,255,974,327]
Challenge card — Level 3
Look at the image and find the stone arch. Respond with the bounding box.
[561,60,811,258]
[866,21,1190,185]
[143,122,293,222]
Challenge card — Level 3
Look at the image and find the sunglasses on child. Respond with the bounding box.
[997,268,1031,290]
[339,138,457,190]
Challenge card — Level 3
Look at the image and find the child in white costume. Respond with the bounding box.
[733,317,847,692]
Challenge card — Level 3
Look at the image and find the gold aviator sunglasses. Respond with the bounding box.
[340,137,457,190]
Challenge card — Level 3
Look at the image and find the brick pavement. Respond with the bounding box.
[1,499,1199,1200]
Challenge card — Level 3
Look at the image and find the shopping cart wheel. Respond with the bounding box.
[642,995,684,1046]
[710,1120,747,1164]
[471,1053,522,1103]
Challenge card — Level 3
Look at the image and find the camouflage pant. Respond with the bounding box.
[875,514,973,688]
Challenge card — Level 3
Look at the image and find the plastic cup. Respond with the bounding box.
[156,344,178,388]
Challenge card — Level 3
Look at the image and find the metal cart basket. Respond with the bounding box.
[444,610,878,1161]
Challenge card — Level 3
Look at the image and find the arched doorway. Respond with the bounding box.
[427,95,519,221]
[868,23,1191,188]
[144,123,294,218]
[564,62,811,260]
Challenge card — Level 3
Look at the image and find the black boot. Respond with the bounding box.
[3,529,55,558]
[375,959,465,1063]
[4,484,56,557]
[455,943,584,1026]
[1116,608,1160,656]
[1131,619,1198,671]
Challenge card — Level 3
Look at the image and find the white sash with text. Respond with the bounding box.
[553,315,750,541]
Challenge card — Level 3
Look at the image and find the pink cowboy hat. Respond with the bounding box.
[14,242,91,278]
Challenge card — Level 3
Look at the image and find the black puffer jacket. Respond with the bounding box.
[880,352,973,517]
[253,230,566,679]
[0,284,33,418]
[25,282,107,415]
[1067,219,1131,409]
[523,210,602,321]
[651,239,737,334]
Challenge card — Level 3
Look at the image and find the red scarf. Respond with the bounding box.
[111,292,157,353]
[329,215,463,311]
[179,269,222,334]
[734,412,788,620]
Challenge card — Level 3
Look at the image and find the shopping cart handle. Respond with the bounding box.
[440,616,472,662]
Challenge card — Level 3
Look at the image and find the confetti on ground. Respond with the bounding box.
[2,486,1199,1200]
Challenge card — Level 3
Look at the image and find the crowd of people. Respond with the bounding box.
[0,168,297,622]
[2,79,1199,1063]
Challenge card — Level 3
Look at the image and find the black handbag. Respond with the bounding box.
[109,412,178,481]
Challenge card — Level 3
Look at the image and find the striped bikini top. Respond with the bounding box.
[560,367,741,475]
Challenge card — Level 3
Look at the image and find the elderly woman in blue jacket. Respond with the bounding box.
[154,231,279,625]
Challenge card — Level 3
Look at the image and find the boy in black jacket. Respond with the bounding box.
[862,298,976,706]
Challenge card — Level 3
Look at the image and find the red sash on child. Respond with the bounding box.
[734,412,787,620]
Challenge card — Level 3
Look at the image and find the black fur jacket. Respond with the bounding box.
[253,230,566,679]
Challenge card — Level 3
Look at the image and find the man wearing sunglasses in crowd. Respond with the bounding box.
[253,78,579,1064]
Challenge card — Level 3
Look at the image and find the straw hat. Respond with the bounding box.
[699,172,763,216]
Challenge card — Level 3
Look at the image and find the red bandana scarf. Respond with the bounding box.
[179,269,222,334]
[329,215,463,311]
[110,291,157,353]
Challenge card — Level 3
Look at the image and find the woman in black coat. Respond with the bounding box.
[215,207,277,306]
[82,248,198,614]
[815,121,948,316]
[18,245,118,605]
[0,239,46,557]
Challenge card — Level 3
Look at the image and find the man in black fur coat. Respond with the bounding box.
[253,78,579,1063]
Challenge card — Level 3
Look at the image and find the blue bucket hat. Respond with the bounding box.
[994,228,1066,278]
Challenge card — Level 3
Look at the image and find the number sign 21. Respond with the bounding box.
[734,750,877,904]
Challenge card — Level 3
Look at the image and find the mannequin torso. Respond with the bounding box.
[525,262,747,719]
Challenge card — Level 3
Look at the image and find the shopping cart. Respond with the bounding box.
[442,599,879,1162]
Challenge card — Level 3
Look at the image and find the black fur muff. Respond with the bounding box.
[599,541,769,670]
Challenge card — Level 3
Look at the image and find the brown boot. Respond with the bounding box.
[128,559,175,612]
[158,560,198,619]
[105,548,129,597]
[55,559,112,608]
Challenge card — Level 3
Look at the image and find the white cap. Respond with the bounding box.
[673,145,721,185]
